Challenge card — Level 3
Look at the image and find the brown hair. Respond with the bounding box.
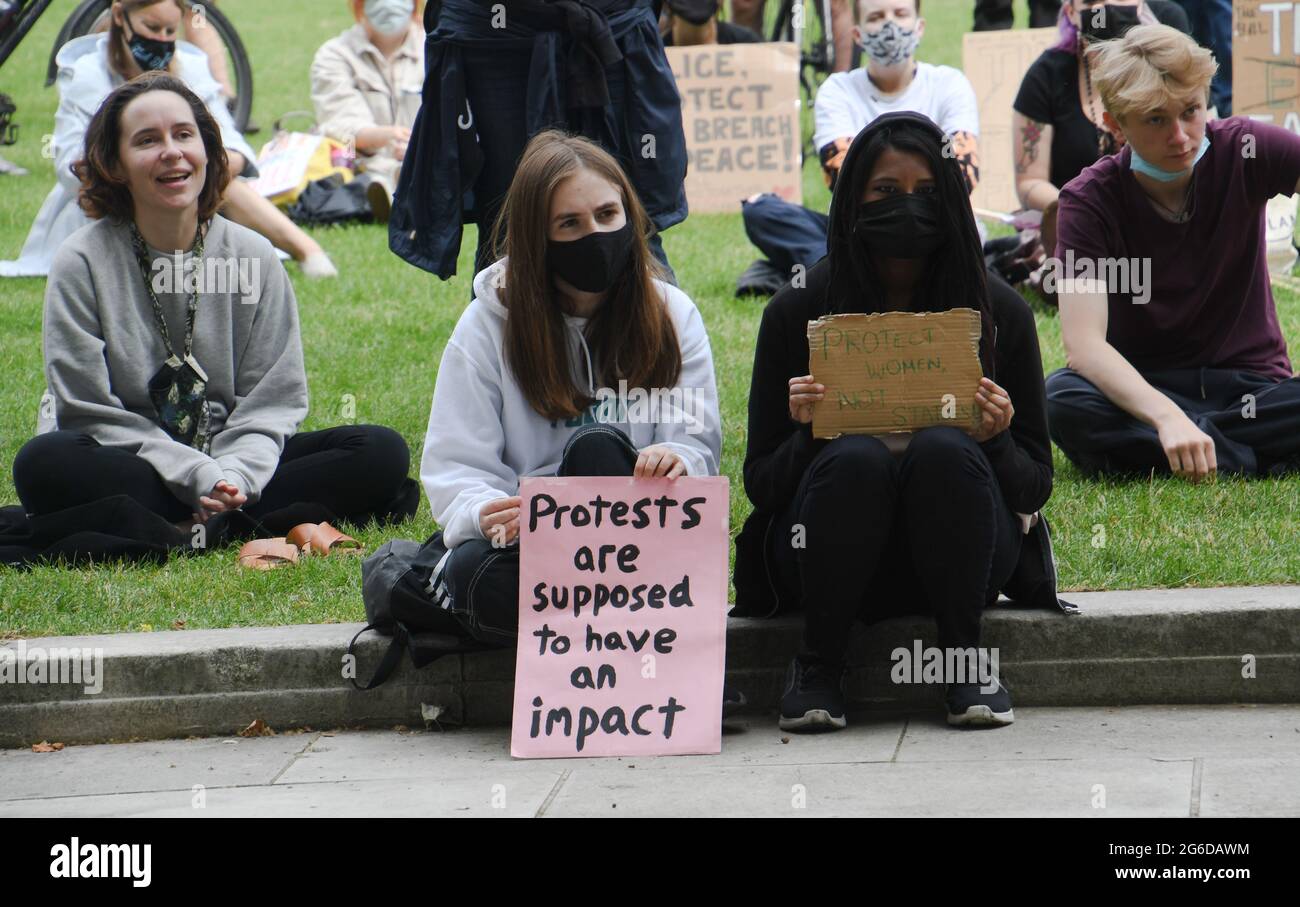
[107,0,185,79]
[75,70,231,222]
[490,130,681,422]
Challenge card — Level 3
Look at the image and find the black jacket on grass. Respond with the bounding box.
[731,256,1055,617]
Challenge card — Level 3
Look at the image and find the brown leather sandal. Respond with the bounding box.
[286,521,364,557]
[237,538,300,570]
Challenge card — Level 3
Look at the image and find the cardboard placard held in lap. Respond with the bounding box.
[808,309,984,438]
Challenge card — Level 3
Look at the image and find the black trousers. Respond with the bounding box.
[769,427,1022,666]
[13,425,413,525]
[439,423,640,647]
[1045,367,1300,476]
[973,0,1061,30]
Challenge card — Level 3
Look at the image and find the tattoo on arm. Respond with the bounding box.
[950,130,980,195]
[1016,121,1044,175]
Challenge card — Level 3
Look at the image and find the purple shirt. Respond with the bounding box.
[1057,117,1300,381]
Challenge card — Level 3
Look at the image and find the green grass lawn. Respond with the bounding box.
[2,0,1299,638]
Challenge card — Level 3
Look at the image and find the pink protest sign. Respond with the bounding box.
[511,476,730,759]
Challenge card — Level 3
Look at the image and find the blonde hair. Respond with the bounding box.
[1089,24,1217,123]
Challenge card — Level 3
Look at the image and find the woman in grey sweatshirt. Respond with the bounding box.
[12,73,413,530]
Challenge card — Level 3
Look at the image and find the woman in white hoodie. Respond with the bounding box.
[421,130,722,647]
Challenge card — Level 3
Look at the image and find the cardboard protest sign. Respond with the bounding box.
[808,309,984,438]
[511,476,729,759]
[1234,1,1300,269]
[665,42,801,213]
[1234,0,1300,135]
[963,27,1059,217]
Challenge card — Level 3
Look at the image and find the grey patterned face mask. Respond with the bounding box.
[857,19,920,68]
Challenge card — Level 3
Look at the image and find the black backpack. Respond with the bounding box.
[348,532,491,690]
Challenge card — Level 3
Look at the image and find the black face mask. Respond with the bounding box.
[1079,3,1141,42]
[124,17,176,71]
[547,222,634,294]
[853,192,945,260]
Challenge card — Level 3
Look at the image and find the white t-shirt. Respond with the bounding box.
[813,61,980,152]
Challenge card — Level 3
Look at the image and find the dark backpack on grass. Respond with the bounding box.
[349,531,490,690]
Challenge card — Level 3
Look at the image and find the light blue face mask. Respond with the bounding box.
[365,0,414,35]
[1130,133,1210,182]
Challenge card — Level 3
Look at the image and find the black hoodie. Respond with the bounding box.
[731,112,1054,617]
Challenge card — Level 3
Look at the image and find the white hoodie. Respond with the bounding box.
[421,259,723,548]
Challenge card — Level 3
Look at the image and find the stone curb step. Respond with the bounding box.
[2,586,1297,746]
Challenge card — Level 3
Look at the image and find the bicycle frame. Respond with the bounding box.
[0,0,56,71]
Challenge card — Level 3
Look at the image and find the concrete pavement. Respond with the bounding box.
[3,705,1297,817]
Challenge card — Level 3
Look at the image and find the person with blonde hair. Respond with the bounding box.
[1046,24,1300,481]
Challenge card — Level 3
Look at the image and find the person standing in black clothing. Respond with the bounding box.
[390,0,688,283]
[974,0,1062,30]
[733,112,1055,731]
[660,0,762,45]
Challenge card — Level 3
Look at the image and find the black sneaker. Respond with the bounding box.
[778,656,847,731]
[946,681,1015,728]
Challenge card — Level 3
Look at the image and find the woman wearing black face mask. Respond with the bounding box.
[734,112,1058,732]
[1011,1,1191,270]
[419,130,724,656]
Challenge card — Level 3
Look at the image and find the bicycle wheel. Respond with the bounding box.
[768,0,832,160]
[46,0,253,134]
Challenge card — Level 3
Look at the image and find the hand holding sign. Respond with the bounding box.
[788,374,825,424]
[634,445,686,479]
[480,496,522,546]
[970,377,1015,442]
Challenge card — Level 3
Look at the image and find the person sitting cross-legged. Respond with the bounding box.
[12,74,415,532]
[1046,24,1300,480]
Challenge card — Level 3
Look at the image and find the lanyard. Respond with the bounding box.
[128,220,207,370]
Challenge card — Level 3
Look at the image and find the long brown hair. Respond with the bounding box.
[107,0,184,79]
[491,130,681,421]
[75,71,231,222]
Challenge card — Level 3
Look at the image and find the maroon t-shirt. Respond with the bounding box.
[1056,117,1300,381]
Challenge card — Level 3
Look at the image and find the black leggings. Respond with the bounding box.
[13,425,412,526]
[769,427,1022,666]
[439,423,640,647]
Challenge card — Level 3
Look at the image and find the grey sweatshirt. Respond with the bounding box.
[41,215,308,509]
